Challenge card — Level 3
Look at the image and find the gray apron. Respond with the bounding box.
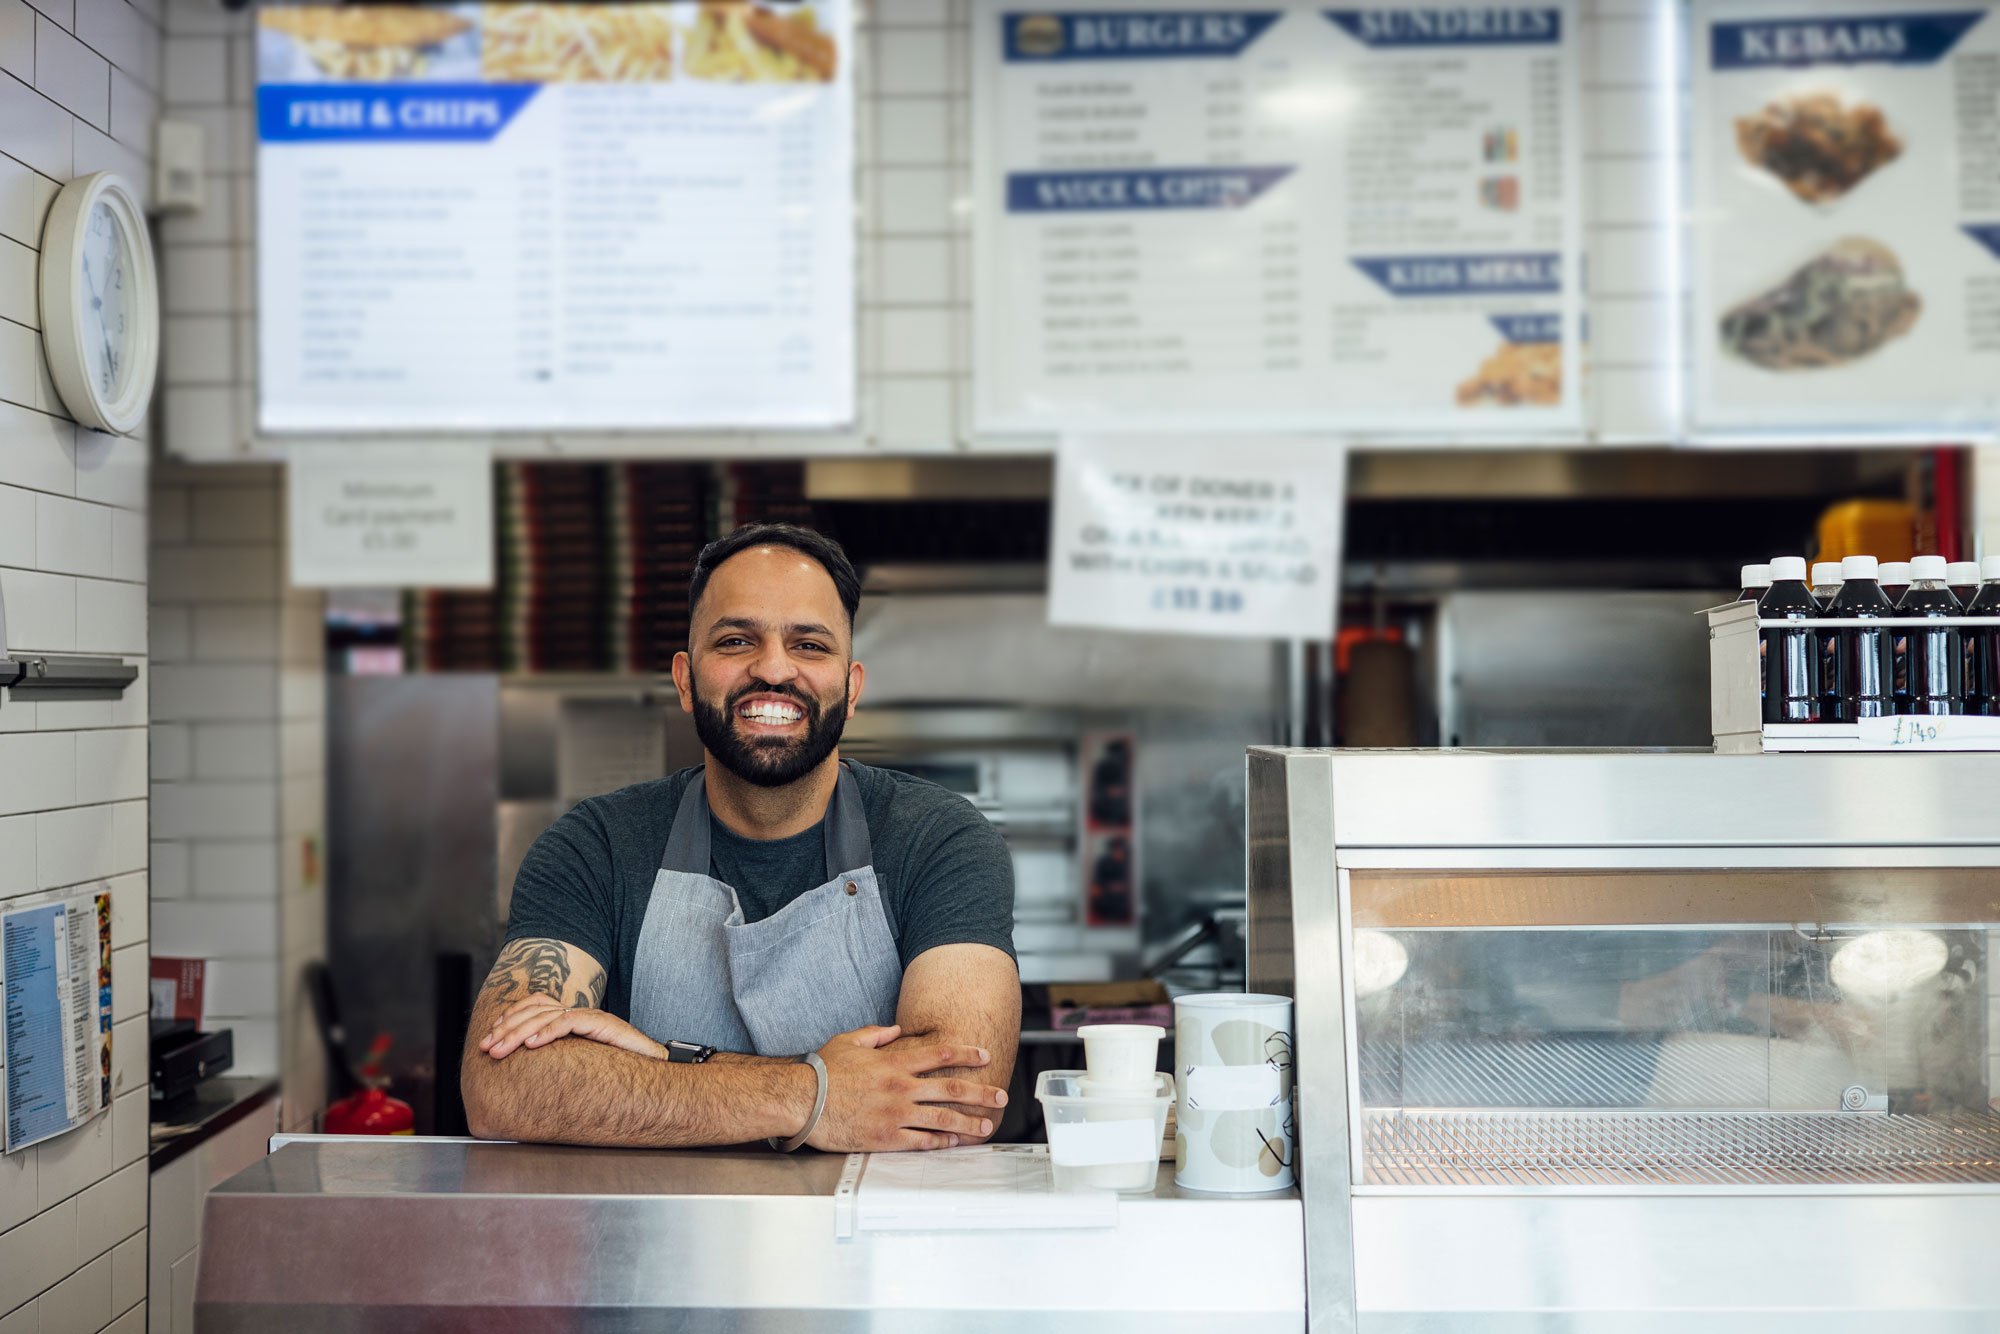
[627,764,903,1056]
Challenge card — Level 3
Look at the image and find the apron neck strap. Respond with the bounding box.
[660,761,874,879]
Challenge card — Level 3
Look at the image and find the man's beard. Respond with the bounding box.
[690,678,849,789]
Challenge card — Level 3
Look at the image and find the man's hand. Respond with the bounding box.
[805,1024,1007,1152]
[480,994,668,1062]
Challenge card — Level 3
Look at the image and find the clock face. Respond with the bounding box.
[77,201,133,402]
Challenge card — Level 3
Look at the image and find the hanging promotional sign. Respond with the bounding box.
[256,2,854,433]
[974,0,1584,435]
[1048,434,1343,640]
[1690,0,2000,437]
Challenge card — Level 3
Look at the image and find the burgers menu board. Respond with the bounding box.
[1691,1,2000,436]
[972,1,1584,435]
[256,2,853,432]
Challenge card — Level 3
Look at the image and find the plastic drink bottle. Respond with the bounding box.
[1879,562,1912,607]
[1965,556,2000,717]
[1947,562,1980,605]
[1809,562,1842,608]
[1738,563,1772,602]
[1899,555,1963,715]
[1809,561,1844,719]
[1828,555,1895,722]
[1759,557,1820,723]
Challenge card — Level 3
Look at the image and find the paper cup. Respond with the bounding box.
[1173,993,1294,1193]
[1077,1023,1164,1089]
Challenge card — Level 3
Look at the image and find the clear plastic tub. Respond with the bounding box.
[1036,1069,1173,1194]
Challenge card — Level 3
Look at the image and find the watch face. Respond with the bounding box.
[78,200,133,403]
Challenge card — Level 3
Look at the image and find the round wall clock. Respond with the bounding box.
[38,172,160,437]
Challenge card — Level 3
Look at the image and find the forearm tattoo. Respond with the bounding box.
[483,938,604,1008]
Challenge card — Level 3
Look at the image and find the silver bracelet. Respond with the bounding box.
[769,1051,827,1153]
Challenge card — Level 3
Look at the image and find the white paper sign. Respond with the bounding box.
[1049,435,1342,640]
[288,443,494,588]
[4,891,112,1153]
[974,0,1585,435]
[1690,0,2000,437]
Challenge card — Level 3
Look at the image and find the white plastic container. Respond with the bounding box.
[1075,1023,1164,1088]
[1036,1069,1172,1193]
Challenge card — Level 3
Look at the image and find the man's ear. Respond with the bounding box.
[845,659,865,719]
[671,650,695,714]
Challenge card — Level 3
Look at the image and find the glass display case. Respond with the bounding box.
[1248,748,2000,1333]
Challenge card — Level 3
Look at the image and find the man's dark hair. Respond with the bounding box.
[687,522,862,631]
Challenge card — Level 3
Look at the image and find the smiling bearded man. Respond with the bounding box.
[460,523,1021,1155]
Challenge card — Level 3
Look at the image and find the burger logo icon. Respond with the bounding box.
[1014,14,1064,56]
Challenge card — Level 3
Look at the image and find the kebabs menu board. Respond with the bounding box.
[1691,1,2000,436]
[973,2,1585,434]
[256,2,853,433]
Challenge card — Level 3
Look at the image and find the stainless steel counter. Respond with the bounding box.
[195,1139,1304,1332]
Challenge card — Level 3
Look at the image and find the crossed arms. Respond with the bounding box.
[459,937,1020,1150]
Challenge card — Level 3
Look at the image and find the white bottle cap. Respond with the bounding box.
[1985,555,2000,581]
[1878,561,1911,583]
[1840,555,1879,579]
[1769,556,1809,582]
[1947,561,1980,585]
[1909,555,1948,581]
[1739,563,1772,588]
[1810,562,1841,586]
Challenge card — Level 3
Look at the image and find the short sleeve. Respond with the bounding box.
[892,800,1018,968]
[503,802,621,978]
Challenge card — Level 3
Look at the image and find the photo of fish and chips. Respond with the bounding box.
[258,4,480,82]
[1720,236,1920,372]
[1735,90,1902,204]
[481,4,677,82]
[684,1,837,82]
[1456,341,1561,407]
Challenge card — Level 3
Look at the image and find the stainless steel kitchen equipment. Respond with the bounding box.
[195,1139,1303,1331]
[1249,748,2000,1333]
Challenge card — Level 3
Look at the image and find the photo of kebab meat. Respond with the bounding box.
[1719,237,1920,371]
[1734,91,1902,203]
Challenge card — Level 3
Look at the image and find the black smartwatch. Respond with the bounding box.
[664,1039,716,1064]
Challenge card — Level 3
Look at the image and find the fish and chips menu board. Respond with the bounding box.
[1691,1,2000,436]
[973,1,1585,435]
[4,893,112,1154]
[256,2,853,433]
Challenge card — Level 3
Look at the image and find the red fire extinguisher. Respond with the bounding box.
[324,1035,414,1135]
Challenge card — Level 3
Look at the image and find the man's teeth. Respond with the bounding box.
[739,702,803,724]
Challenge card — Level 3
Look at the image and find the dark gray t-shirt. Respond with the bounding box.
[504,760,1017,1022]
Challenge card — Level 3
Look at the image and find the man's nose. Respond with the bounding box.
[748,639,799,684]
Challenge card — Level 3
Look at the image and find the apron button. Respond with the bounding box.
[845,881,858,895]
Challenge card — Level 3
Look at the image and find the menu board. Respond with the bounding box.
[4,892,112,1154]
[973,1,1584,434]
[1691,1,2000,436]
[256,2,853,432]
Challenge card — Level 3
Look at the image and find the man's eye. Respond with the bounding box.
[717,637,751,648]
[795,641,829,654]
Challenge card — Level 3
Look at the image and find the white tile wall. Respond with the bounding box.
[0,4,154,1327]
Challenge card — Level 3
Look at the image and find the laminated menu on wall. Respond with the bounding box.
[255,2,853,434]
[1690,0,2000,437]
[3,891,112,1153]
[973,1,1585,435]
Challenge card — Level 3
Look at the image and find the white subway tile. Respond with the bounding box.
[1590,293,1673,368]
[40,1250,112,1334]
[0,401,75,495]
[150,544,279,603]
[34,12,108,127]
[149,662,277,721]
[192,604,275,661]
[873,28,950,95]
[191,720,275,778]
[73,1160,142,1259]
[150,484,189,543]
[24,0,71,28]
[105,1296,144,1334]
[0,1198,77,1313]
[33,657,144,729]
[1584,87,1665,157]
[150,720,187,779]
[149,837,187,896]
[70,121,148,210]
[278,666,322,722]
[873,377,954,448]
[161,32,222,102]
[34,494,114,576]
[149,605,189,662]
[150,777,274,838]
[161,384,239,458]
[202,957,276,1016]
[873,238,951,307]
[150,896,275,956]
[104,869,143,946]
[873,166,953,235]
[37,799,143,887]
[0,1139,35,1230]
[110,939,144,1019]
[76,0,154,85]
[108,65,154,149]
[1584,16,1664,88]
[0,233,34,326]
[0,0,31,79]
[161,243,233,315]
[107,1014,145,1098]
[110,1087,145,1167]
[0,694,34,730]
[109,508,144,581]
[0,310,64,415]
[75,576,145,653]
[871,0,963,24]
[0,480,35,565]
[109,1230,143,1313]
[1590,224,1675,298]
[878,309,954,375]
[0,730,74,814]
[0,1300,35,1334]
[76,726,145,801]
[34,1105,111,1209]
[0,72,74,178]
[190,838,276,899]
[0,811,34,898]
[162,0,237,37]
[188,482,279,544]
[226,1014,276,1076]
[156,173,229,245]
[72,430,147,509]
[876,96,948,164]
[0,149,60,247]
[0,566,77,650]
[162,313,233,382]
[1591,157,1677,229]
[1591,363,1679,442]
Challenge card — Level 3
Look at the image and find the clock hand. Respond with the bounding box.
[82,255,101,305]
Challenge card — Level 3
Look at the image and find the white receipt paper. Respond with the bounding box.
[855,1144,1117,1231]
